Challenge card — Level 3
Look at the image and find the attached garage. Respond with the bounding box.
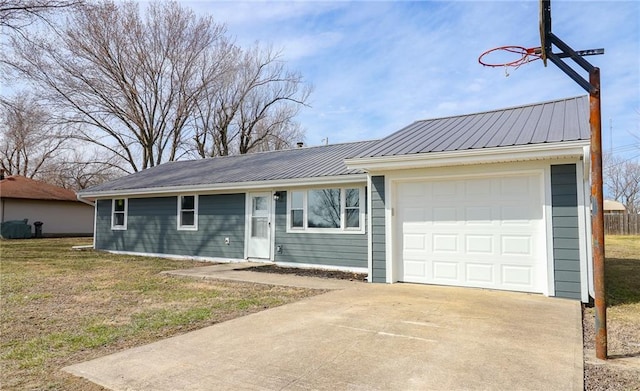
[396,172,546,293]
[347,96,593,301]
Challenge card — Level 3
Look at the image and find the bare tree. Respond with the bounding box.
[0,93,69,178]
[38,148,122,190]
[191,46,310,157]
[4,1,311,171]
[5,0,231,173]
[604,153,640,214]
[0,0,83,33]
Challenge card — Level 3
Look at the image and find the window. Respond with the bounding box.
[178,195,198,230]
[345,188,360,228]
[287,187,364,233]
[290,191,304,228]
[111,198,127,230]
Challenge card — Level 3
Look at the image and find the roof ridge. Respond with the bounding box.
[165,139,380,166]
[412,95,588,124]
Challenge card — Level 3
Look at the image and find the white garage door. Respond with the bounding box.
[397,173,546,293]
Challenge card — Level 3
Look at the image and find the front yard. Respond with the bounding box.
[0,238,322,390]
[1,236,638,390]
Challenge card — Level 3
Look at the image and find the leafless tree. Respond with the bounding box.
[604,153,640,214]
[39,148,122,190]
[191,45,310,157]
[0,0,83,33]
[0,93,69,178]
[308,189,341,228]
[4,1,311,174]
[5,1,231,173]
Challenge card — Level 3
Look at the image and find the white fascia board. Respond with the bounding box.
[77,174,368,199]
[344,141,589,171]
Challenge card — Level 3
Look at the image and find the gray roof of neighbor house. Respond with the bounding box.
[80,140,377,195]
[353,96,589,158]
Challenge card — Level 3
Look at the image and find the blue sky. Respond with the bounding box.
[191,1,638,158]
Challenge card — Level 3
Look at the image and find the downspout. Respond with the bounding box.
[583,146,595,298]
[77,193,97,249]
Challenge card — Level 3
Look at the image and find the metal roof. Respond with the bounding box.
[80,140,377,194]
[352,96,590,158]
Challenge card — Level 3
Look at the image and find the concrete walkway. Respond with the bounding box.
[161,262,363,290]
[64,277,583,391]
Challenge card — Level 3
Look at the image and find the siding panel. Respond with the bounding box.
[551,164,582,300]
[371,176,386,282]
[95,195,245,259]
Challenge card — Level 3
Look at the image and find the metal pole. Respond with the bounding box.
[590,67,607,360]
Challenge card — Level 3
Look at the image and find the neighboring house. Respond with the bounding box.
[78,96,593,302]
[603,199,626,215]
[0,175,94,237]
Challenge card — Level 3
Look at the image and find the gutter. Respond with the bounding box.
[345,141,589,171]
[77,174,368,199]
[76,193,95,206]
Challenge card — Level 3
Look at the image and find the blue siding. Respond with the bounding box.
[273,191,367,269]
[95,194,245,259]
[551,164,582,300]
[370,176,386,282]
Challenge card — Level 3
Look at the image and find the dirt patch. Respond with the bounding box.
[583,306,640,391]
[243,264,368,282]
[582,235,640,391]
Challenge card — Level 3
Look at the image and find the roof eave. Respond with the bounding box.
[77,174,368,199]
[344,141,589,172]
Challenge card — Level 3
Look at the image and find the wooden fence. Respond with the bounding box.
[604,214,640,235]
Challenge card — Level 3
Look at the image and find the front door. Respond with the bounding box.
[247,193,271,259]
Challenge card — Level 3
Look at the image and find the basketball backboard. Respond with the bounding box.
[539,0,551,66]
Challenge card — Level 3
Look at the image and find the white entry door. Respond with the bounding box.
[247,193,271,259]
[396,173,546,293]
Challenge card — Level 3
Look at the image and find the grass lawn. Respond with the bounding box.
[583,235,640,390]
[0,238,322,391]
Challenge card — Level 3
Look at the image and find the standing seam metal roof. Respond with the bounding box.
[80,140,378,194]
[80,96,589,195]
[352,96,589,158]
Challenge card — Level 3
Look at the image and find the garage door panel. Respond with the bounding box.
[404,260,427,279]
[465,178,492,197]
[432,234,458,253]
[404,234,426,250]
[397,173,545,293]
[401,207,426,222]
[465,235,493,254]
[432,261,459,281]
[466,263,494,284]
[433,207,457,224]
[464,206,493,223]
[500,205,535,223]
[432,180,457,197]
[502,265,534,286]
[501,235,532,256]
[500,176,531,196]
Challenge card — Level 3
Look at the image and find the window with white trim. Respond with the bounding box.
[178,195,198,230]
[287,187,365,233]
[111,198,127,230]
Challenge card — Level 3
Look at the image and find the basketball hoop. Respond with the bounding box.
[478,46,543,75]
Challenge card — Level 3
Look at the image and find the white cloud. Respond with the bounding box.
[181,0,639,157]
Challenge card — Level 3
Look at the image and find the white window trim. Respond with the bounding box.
[286,187,365,234]
[177,195,198,231]
[111,198,128,230]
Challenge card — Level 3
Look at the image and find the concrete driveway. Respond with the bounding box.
[64,283,583,390]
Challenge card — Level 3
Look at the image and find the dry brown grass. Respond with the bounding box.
[583,235,640,391]
[0,238,322,390]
